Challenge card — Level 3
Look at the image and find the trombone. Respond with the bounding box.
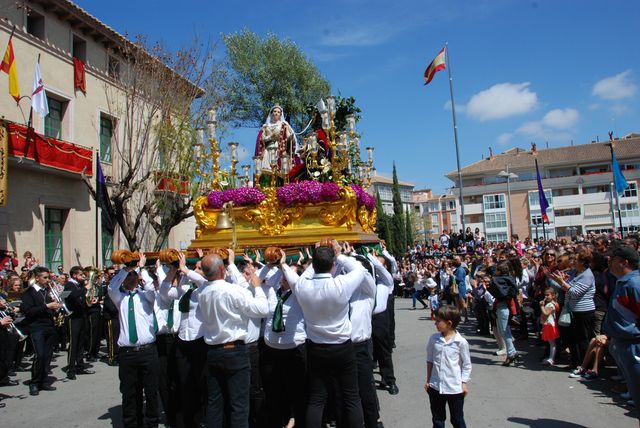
[0,307,27,341]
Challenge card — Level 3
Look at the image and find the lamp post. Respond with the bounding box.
[497,166,519,241]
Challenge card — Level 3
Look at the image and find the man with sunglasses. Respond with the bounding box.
[20,267,62,395]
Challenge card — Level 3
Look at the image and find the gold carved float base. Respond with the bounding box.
[189,187,379,251]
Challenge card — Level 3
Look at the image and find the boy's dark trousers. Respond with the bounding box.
[427,387,466,428]
[474,299,490,334]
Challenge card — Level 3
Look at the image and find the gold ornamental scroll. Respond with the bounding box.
[0,123,7,207]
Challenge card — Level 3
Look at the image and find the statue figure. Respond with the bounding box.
[254,105,298,174]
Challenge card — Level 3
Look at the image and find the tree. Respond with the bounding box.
[83,35,215,251]
[391,162,406,256]
[221,30,331,130]
[375,191,393,252]
[405,207,413,248]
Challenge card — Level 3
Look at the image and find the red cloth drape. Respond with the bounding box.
[73,57,86,94]
[7,123,93,176]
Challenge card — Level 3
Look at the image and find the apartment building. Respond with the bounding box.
[0,0,197,269]
[369,172,415,215]
[412,188,459,242]
[445,135,640,242]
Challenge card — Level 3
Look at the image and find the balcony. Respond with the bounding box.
[6,121,93,177]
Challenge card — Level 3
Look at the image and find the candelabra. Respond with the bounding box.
[228,141,239,187]
[194,109,222,190]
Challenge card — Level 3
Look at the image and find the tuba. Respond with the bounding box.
[84,267,101,305]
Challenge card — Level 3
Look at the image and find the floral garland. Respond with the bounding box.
[206,181,376,211]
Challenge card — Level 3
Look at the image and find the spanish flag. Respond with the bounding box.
[1,35,20,101]
[423,46,446,86]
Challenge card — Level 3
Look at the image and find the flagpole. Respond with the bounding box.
[445,43,465,233]
[609,142,624,238]
[95,149,99,266]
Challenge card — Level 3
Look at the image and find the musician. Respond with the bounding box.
[0,298,19,386]
[84,267,103,362]
[102,266,120,366]
[20,266,61,395]
[198,253,269,427]
[64,266,94,380]
[108,254,160,428]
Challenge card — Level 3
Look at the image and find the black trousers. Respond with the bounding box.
[156,334,179,426]
[372,311,396,385]
[105,318,120,365]
[248,341,266,428]
[67,316,86,374]
[205,343,251,428]
[0,329,15,380]
[261,343,307,428]
[119,344,160,428]
[569,310,596,367]
[30,326,57,387]
[175,337,207,428]
[387,294,396,346]
[354,340,380,428]
[86,311,102,357]
[427,388,466,428]
[305,340,363,428]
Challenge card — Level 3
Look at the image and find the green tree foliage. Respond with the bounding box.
[405,207,413,248]
[375,191,393,252]
[391,163,406,256]
[222,30,331,130]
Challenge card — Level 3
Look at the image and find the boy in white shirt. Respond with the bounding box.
[425,305,472,428]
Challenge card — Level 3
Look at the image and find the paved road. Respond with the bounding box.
[0,298,634,427]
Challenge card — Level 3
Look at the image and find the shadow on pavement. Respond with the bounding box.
[507,417,590,427]
[98,404,124,428]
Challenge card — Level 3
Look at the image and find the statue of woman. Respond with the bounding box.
[254,105,298,173]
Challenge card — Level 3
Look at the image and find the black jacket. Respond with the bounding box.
[20,286,55,330]
[64,280,86,318]
[488,275,518,302]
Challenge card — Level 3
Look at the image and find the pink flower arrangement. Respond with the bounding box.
[277,181,341,206]
[351,184,376,211]
[207,187,266,209]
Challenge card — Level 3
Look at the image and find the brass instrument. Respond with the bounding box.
[0,307,27,341]
[48,283,73,318]
[84,267,101,305]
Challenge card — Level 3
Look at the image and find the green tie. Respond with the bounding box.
[128,291,138,344]
[179,285,197,313]
[272,289,291,333]
[167,303,174,329]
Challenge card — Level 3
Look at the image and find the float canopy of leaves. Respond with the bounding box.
[221,30,331,131]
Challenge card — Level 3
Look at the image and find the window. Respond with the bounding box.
[483,194,505,210]
[44,97,65,139]
[26,10,45,39]
[486,232,508,243]
[623,182,638,198]
[484,212,507,229]
[580,164,610,175]
[528,190,553,207]
[583,185,609,194]
[431,213,439,224]
[552,187,579,197]
[621,203,640,218]
[45,208,65,271]
[72,35,87,61]
[100,115,113,162]
[448,200,456,210]
[549,167,576,178]
[108,55,120,79]
[101,226,113,268]
[554,208,581,217]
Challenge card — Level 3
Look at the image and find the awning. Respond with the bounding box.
[7,122,93,177]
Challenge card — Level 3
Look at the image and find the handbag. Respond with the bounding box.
[557,305,572,327]
[450,277,459,295]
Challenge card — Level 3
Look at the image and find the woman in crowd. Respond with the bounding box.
[488,261,519,366]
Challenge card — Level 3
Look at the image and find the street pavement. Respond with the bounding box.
[0,298,635,427]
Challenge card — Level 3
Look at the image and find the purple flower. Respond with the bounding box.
[207,187,265,208]
[351,184,376,211]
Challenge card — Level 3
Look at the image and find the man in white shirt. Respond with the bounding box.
[107,254,160,428]
[280,241,366,428]
[160,253,208,428]
[198,253,269,428]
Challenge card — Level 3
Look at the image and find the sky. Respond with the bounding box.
[76,0,640,193]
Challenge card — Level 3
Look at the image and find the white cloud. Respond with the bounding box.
[466,82,538,121]
[592,70,637,100]
[541,108,579,129]
[515,120,572,144]
[443,100,465,112]
[497,132,513,145]
[319,25,394,47]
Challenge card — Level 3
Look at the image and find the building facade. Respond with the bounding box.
[445,135,640,242]
[0,0,197,269]
[369,173,415,215]
[412,188,459,243]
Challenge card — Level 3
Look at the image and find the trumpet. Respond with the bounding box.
[48,283,73,318]
[84,267,101,306]
[0,308,27,341]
